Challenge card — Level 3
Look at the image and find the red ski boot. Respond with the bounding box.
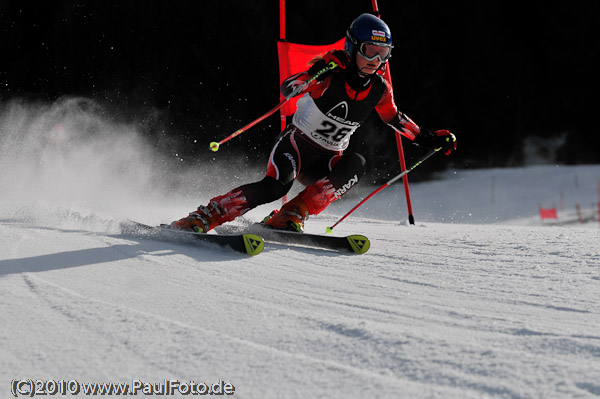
[264,196,310,232]
[171,188,250,233]
[264,177,338,232]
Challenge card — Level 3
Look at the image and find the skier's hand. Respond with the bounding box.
[322,50,348,69]
[433,130,457,155]
[308,50,348,81]
[415,129,457,155]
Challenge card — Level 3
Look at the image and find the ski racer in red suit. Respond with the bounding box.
[172,13,456,233]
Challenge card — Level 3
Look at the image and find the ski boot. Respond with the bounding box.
[171,189,250,233]
[264,177,339,232]
[264,196,309,232]
[170,203,227,233]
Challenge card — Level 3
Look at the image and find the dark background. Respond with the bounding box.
[1,0,598,182]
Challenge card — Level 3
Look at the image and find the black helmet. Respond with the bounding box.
[345,13,393,62]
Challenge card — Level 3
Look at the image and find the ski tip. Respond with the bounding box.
[346,235,370,254]
[242,234,265,256]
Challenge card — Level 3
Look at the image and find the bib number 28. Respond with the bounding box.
[314,121,352,143]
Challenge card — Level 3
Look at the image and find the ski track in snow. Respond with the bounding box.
[1,103,599,397]
[1,216,599,399]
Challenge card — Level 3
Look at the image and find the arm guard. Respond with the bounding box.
[386,112,420,140]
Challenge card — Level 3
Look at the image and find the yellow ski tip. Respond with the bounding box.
[242,234,264,256]
[346,235,370,254]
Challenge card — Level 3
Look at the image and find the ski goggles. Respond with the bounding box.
[358,42,393,62]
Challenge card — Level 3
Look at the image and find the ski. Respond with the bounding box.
[248,224,370,254]
[120,220,264,256]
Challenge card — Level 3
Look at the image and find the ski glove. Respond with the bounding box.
[415,129,457,155]
[307,50,348,81]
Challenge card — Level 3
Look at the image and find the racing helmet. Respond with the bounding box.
[345,13,393,63]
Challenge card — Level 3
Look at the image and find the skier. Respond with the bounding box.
[171,13,456,233]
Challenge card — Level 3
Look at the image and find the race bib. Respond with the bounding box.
[292,95,360,151]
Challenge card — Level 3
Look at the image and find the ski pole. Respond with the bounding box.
[209,100,286,152]
[326,147,440,233]
[210,61,338,152]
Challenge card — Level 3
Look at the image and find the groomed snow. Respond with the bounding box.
[1,99,599,398]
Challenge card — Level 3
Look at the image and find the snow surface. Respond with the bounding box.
[1,100,600,398]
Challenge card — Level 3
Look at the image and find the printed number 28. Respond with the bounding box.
[315,121,351,142]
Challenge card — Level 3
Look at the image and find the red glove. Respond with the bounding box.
[415,129,457,155]
[308,50,349,81]
[321,50,348,69]
[433,129,457,155]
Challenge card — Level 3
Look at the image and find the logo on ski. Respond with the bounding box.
[346,235,370,254]
[243,234,265,256]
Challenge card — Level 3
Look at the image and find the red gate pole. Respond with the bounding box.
[279,0,287,132]
[371,0,416,224]
[371,0,380,16]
